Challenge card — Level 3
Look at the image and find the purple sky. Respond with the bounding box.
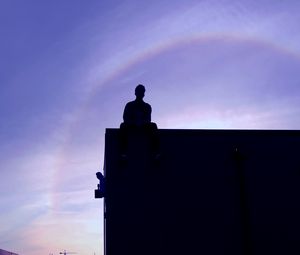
[1,1,300,254]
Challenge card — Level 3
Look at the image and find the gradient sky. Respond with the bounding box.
[1,1,300,254]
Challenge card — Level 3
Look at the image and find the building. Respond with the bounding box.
[100,129,300,255]
[0,249,18,255]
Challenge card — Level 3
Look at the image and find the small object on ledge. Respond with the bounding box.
[95,171,105,199]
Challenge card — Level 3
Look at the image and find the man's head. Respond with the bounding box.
[135,84,145,100]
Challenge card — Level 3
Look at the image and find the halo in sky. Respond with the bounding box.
[85,34,300,130]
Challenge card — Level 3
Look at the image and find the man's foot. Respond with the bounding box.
[154,153,161,161]
[120,153,128,161]
[119,153,128,167]
[151,153,162,167]
[121,153,127,159]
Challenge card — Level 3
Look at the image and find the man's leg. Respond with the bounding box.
[145,122,160,158]
[119,122,129,157]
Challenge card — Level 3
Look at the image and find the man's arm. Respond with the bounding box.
[123,102,135,124]
[145,103,152,123]
[123,103,129,123]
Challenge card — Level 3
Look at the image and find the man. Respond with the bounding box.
[122,84,152,127]
[120,84,159,159]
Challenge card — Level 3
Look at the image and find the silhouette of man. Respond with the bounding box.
[122,84,152,126]
[120,84,159,158]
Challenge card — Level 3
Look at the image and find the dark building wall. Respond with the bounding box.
[104,129,300,255]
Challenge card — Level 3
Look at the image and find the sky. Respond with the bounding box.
[1,0,300,254]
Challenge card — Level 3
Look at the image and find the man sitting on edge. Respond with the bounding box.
[120,84,159,159]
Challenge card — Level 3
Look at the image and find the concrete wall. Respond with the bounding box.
[104,129,300,255]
